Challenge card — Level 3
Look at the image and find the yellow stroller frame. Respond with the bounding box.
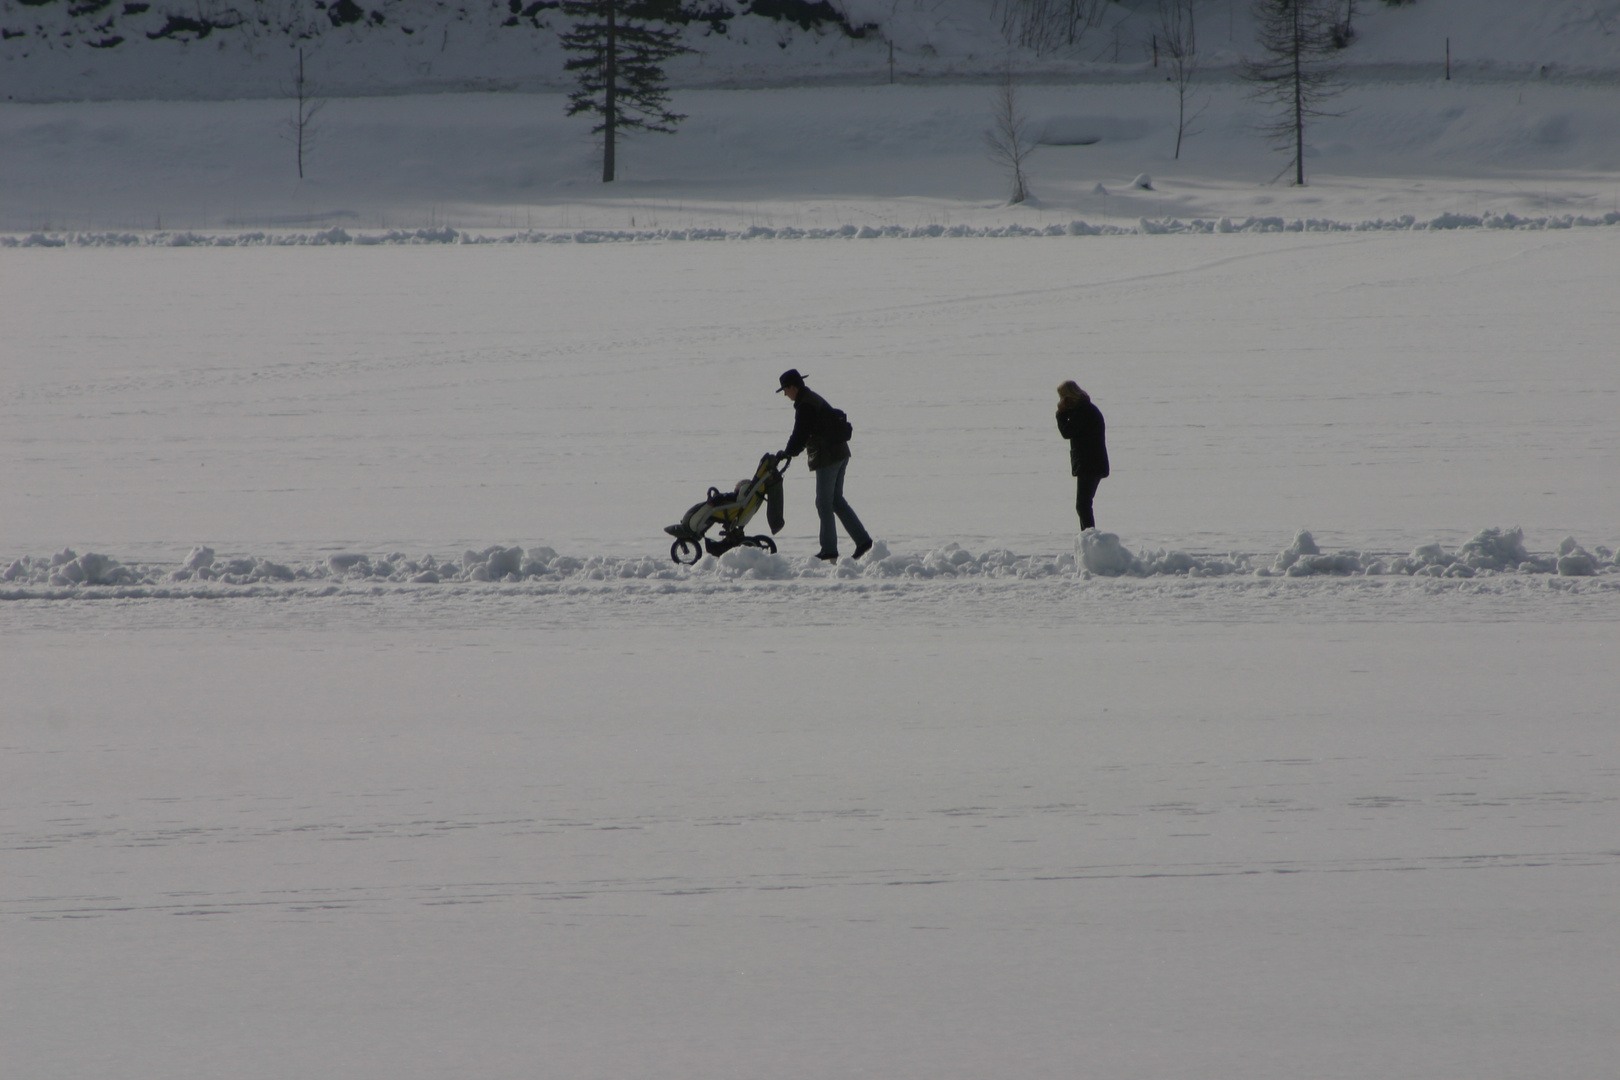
[664,452,790,565]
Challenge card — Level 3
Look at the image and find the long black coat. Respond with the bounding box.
[1056,399,1109,478]
[784,387,851,472]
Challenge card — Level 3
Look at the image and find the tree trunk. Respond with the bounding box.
[1292,2,1306,185]
[603,0,617,183]
[1174,97,1183,159]
[296,47,307,179]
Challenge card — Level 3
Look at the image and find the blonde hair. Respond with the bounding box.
[1057,380,1089,404]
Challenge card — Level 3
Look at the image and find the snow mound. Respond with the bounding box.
[1078,531,1249,578]
[6,213,1619,250]
[3,530,1615,599]
[8,549,147,587]
[1263,530,1364,577]
[1555,536,1601,577]
[1079,531,1136,577]
[716,547,795,580]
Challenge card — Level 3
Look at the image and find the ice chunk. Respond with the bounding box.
[1144,550,1196,574]
[1457,527,1529,571]
[1271,530,1320,573]
[485,547,524,578]
[1079,530,1137,576]
[1556,537,1598,576]
[874,552,923,577]
[1286,552,1363,577]
[1408,542,1454,568]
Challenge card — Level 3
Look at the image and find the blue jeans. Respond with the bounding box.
[814,458,870,556]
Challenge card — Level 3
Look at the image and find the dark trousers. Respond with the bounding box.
[1075,474,1103,531]
[814,458,870,556]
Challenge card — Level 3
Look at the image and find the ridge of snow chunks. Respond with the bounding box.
[1078,531,1248,578]
[4,532,1615,593]
[1,549,148,587]
[2,548,174,587]
[862,543,1074,580]
[169,546,296,583]
[1268,531,1364,577]
[1384,528,1598,578]
[1255,527,1606,579]
[447,546,678,582]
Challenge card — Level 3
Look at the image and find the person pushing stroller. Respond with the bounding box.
[774,369,872,563]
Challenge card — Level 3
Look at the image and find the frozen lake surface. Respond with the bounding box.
[4,229,1618,1079]
[5,229,1618,555]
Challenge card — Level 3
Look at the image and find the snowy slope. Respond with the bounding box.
[5,79,1620,235]
[4,0,1620,103]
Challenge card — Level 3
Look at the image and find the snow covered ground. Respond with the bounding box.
[5,230,1618,555]
[6,588,1620,1080]
[5,2,1620,1073]
[5,225,1619,1079]
[7,80,1620,237]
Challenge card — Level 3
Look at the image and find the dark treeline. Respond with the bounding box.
[0,0,870,53]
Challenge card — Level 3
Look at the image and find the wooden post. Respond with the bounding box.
[1445,37,1451,80]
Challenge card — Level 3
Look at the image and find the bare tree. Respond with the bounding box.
[284,45,325,180]
[1329,0,1358,48]
[1156,0,1206,159]
[996,0,1109,54]
[984,71,1036,205]
[1242,0,1344,186]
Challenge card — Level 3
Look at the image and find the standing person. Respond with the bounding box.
[1056,380,1109,531]
[776,369,872,563]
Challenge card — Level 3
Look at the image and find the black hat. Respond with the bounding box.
[776,369,806,393]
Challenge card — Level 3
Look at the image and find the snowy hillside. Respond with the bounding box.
[4,0,1619,233]
[4,0,1620,102]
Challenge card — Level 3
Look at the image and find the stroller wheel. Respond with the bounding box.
[671,538,703,565]
[748,535,777,554]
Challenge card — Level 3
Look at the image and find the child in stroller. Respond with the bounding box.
[665,452,790,564]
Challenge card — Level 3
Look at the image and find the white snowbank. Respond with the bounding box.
[7,529,1615,599]
[1079,530,1249,578]
[7,212,1619,249]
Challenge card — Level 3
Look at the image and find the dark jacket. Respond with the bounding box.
[1057,399,1109,478]
[784,387,851,472]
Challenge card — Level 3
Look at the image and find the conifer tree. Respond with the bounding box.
[1242,0,1344,186]
[559,0,694,183]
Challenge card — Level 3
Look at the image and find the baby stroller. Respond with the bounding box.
[665,452,790,565]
